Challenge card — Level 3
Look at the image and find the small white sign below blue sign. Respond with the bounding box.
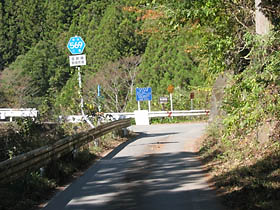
[136,87,152,101]
[69,54,86,67]
[67,36,86,55]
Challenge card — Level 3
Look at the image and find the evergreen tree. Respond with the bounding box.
[44,0,76,40]
[87,5,124,71]
[0,1,4,69]
[87,4,146,72]
[138,27,204,95]
[15,0,45,54]
[0,0,49,69]
[6,39,70,108]
[1,0,19,67]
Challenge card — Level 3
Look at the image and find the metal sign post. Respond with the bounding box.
[97,85,101,112]
[159,97,168,111]
[77,67,94,128]
[170,93,173,112]
[68,36,94,128]
[77,67,84,114]
[167,85,174,114]
[190,92,194,110]
[135,87,152,125]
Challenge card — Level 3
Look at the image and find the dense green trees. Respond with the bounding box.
[138,29,203,93]
[87,4,146,71]
[0,0,279,120]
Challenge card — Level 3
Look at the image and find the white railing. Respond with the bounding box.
[60,110,210,123]
[0,109,209,123]
[0,108,38,121]
[106,110,210,120]
[103,112,135,120]
[148,110,210,118]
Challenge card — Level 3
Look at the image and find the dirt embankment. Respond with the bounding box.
[198,124,280,210]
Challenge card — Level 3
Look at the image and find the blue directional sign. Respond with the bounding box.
[136,87,152,101]
[67,36,86,55]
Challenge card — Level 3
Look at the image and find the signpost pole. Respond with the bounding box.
[170,93,173,112]
[135,87,152,125]
[190,92,194,110]
[97,85,101,112]
[68,35,94,128]
[148,100,151,112]
[77,67,94,128]
[77,67,83,111]
[167,85,174,114]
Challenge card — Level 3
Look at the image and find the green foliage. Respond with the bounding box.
[137,25,207,107]
[54,73,80,115]
[0,1,5,69]
[72,0,114,40]
[221,32,280,140]
[1,0,213,116]
[1,0,279,124]
[87,4,146,72]
[0,120,66,161]
[0,0,48,70]
[2,39,70,116]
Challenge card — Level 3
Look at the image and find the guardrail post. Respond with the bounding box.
[40,167,45,176]
[72,149,78,159]
[122,128,129,137]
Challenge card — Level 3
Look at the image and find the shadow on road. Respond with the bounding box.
[104,132,179,159]
[58,152,221,210]
[44,130,222,210]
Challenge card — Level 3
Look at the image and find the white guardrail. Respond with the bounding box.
[0,109,209,124]
[107,110,210,119]
[0,108,38,121]
[60,110,210,124]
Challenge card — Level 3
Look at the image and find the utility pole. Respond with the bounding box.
[255,0,270,35]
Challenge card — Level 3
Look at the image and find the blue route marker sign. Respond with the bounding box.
[136,87,152,101]
[67,36,86,55]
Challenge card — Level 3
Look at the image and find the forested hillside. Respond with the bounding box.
[0,0,279,133]
[0,0,279,118]
[0,0,215,117]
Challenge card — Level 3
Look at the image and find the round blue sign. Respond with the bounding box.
[67,36,86,55]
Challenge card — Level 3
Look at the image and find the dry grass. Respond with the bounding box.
[199,125,280,210]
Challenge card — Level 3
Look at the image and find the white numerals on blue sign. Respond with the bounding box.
[67,36,86,55]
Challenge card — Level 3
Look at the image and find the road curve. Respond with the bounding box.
[43,123,223,210]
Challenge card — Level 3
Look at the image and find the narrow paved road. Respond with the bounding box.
[43,123,223,210]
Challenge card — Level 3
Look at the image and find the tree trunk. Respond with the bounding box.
[255,0,270,35]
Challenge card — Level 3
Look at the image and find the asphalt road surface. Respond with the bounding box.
[43,123,223,210]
